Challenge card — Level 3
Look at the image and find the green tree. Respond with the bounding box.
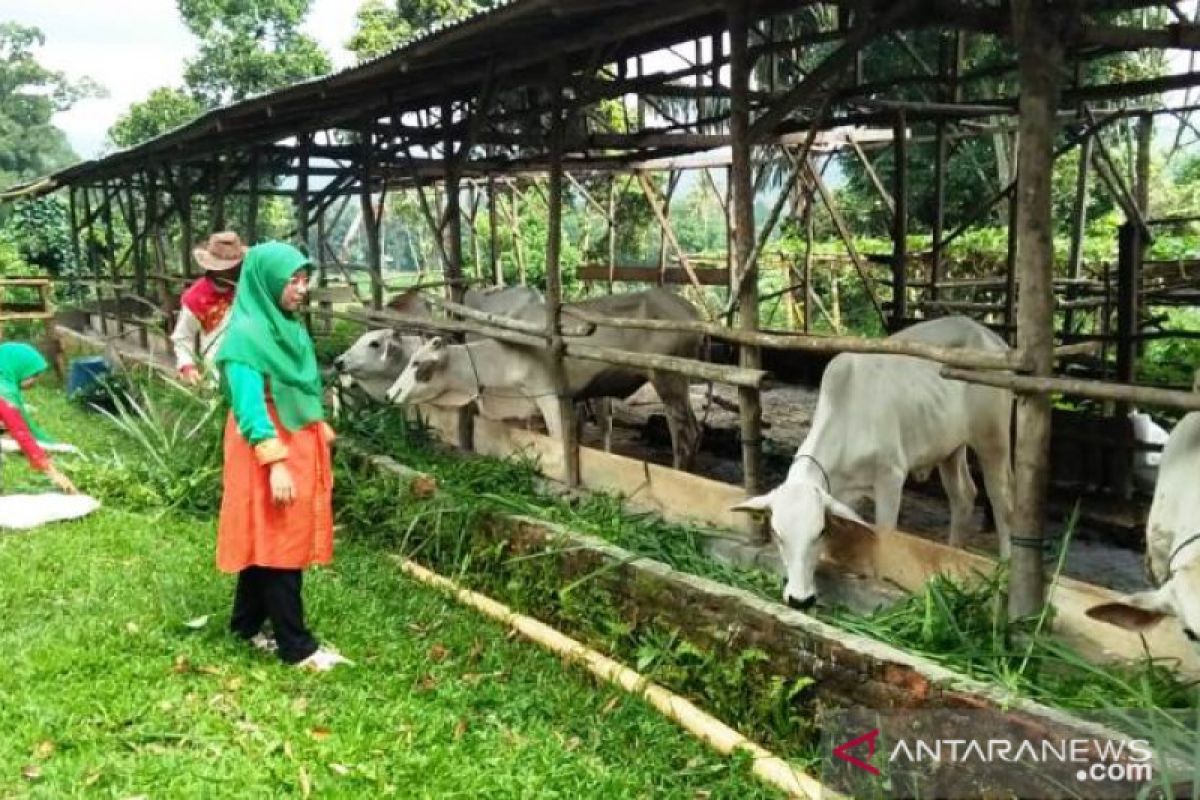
[0,23,102,186]
[347,0,502,61]
[107,87,204,149]
[175,0,331,105]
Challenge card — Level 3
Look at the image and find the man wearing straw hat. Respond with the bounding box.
[171,231,248,385]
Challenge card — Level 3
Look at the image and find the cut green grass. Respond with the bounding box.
[0,381,779,798]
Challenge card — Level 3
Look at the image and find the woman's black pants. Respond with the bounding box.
[229,566,318,664]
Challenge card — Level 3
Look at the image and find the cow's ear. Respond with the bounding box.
[824,494,867,527]
[1086,584,1174,631]
[429,336,445,350]
[731,492,773,517]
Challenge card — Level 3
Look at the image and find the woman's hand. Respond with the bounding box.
[45,464,79,495]
[180,365,203,386]
[269,462,296,506]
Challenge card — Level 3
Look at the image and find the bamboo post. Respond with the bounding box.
[444,99,473,453]
[247,148,260,241]
[804,185,814,333]
[1064,134,1092,335]
[488,176,502,286]
[176,168,194,279]
[211,156,227,233]
[546,61,580,488]
[81,188,107,336]
[729,0,763,501]
[1008,0,1063,621]
[607,176,617,293]
[1115,223,1141,390]
[101,184,125,339]
[891,111,908,331]
[361,128,384,310]
[1134,113,1152,365]
[316,213,331,333]
[1004,170,1019,339]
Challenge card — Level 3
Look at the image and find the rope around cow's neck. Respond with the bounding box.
[1167,531,1200,579]
[792,453,831,495]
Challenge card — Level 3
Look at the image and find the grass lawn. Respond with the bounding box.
[0,384,775,798]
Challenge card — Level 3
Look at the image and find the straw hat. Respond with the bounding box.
[192,231,248,272]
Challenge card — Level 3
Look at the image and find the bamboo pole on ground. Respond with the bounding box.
[1008,0,1063,621]
[395,557,833,800]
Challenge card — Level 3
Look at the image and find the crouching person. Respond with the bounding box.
[0,343,77,494]
[214,242,349,672]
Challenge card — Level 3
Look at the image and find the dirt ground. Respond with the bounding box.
[581,382,1151,595]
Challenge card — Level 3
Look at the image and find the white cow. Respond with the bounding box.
[386,288,702,468]
[732,316,1014,611]
[1129,409,1169,492]
[334,285,545,404]
[1087,412,1200,645]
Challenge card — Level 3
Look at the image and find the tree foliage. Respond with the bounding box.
[176,0,331,105]
[0,23,102,186]
[107,87,205,150]
[347,0,503,61]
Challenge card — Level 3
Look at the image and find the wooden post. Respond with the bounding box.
[1064,134,1092,335]
[891,112,908,332]
[81,187,108,336]
[803,184,814,333]
[177,168,195,279]
[296,135,311,253]
[488,175,502,286]
[316,212,331,333]
[729,0,763,499]
[101,184,124,339]
[444,99,473,453]
[1115,222,1141,389]
[1008,0,1064,621]
[1004,171,1019,339]
[361,129,383,310]
[546,61,580,488]
[247,148,260,241]
[1135,114,1152,218]
[67,187,83,302]
[134,174,150,350]
[607,176,617,293]
[211,156,227,233]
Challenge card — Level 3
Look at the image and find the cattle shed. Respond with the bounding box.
[8,0,1200,623]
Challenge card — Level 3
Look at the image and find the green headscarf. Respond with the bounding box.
[215,241,324,431]
[0,342,54,443]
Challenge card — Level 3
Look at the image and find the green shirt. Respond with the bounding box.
[225,361,278,445]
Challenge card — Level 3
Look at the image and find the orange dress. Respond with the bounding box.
[216,404,334,573]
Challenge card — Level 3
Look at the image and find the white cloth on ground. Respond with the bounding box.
[1,438,80,455]
[0,494,101,530]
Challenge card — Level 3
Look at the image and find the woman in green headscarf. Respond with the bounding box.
[0,343,77,494]
[214,242,348,672]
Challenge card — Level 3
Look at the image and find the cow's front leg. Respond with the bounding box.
[649,372,700,469]
[937,446,978,549]
[872,466,907,532]
[976,445,1014,560]
[535,394,565,440]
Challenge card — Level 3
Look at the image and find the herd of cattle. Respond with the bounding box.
[332,286,1193,645]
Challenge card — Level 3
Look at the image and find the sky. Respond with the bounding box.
[2,0,360,159]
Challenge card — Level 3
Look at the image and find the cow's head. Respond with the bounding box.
[1087,561,1200,650]
[334,329,415,379]
[386,336,464,406]
[731,480,866,611]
